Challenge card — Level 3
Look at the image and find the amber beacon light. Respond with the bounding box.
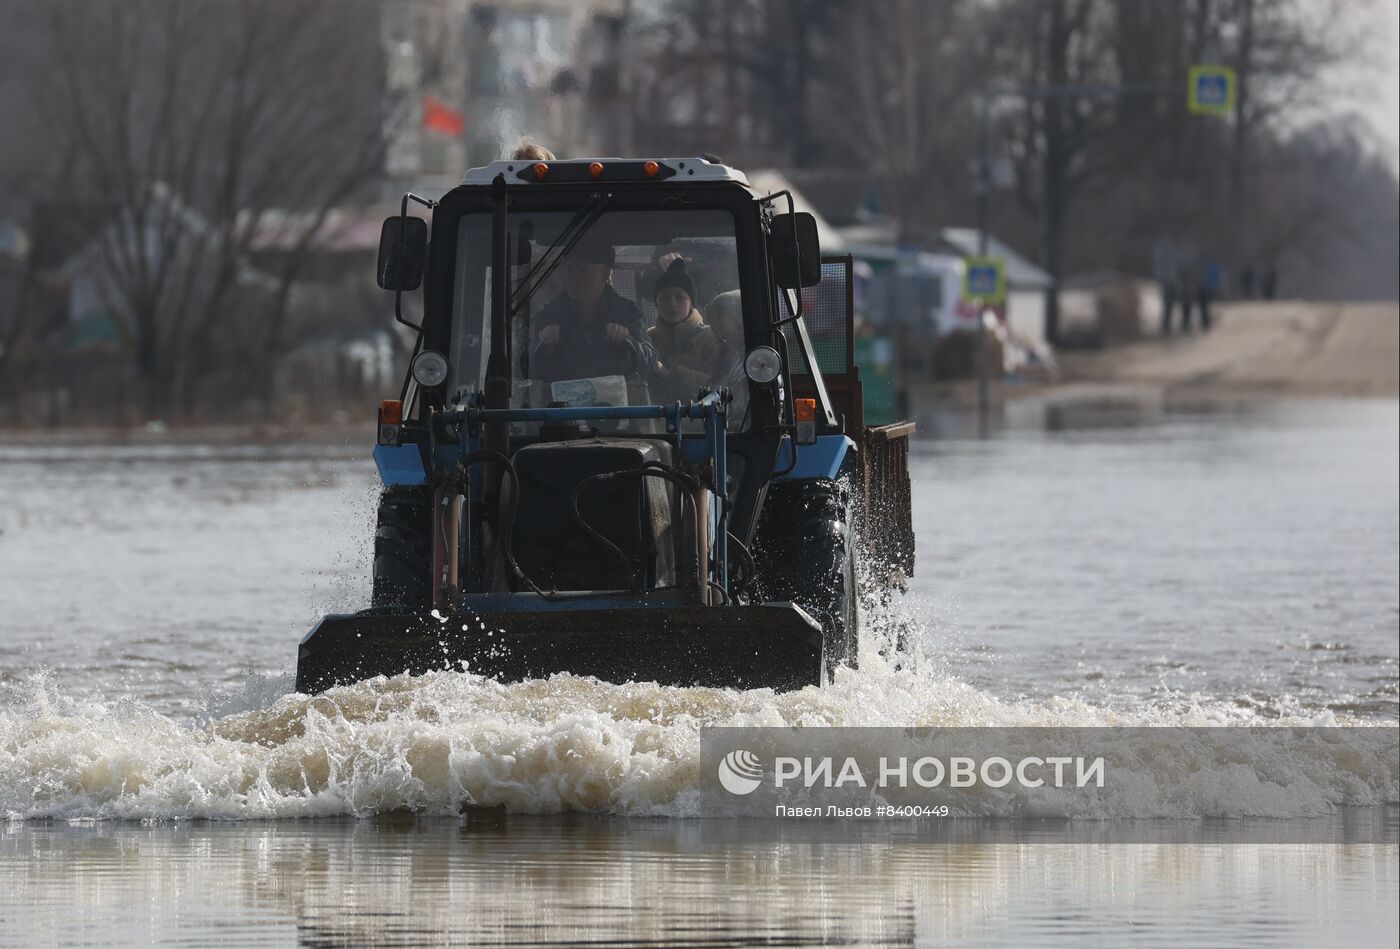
[794,398,817,444]
[377,399,404,447]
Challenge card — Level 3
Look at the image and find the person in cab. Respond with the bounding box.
[704,288,746,382]
[648,258,722,401]
[531,238,657,382]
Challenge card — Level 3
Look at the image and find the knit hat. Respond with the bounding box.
[571,238,615,266]
[653,258,696,303]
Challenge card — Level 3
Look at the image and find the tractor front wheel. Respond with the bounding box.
[371,485,432,610]
[752,477,860,679]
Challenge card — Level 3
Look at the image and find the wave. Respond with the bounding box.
[2,647,1393,821]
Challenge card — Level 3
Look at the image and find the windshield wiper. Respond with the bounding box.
[510,193,613,315]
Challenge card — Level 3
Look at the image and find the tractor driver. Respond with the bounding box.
[530,239,657,382]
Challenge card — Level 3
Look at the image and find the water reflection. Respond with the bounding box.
[3,818,1396,948]
[2,401,1396,946]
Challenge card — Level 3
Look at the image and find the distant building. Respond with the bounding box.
[1056,270,1161,347]
[380,0,628,196]
[836,219,1052,348]
[929,227,1054,353]
[46,185,275,353]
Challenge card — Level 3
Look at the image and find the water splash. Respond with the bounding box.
[3,634,1392,822]
[2,564,1391,822]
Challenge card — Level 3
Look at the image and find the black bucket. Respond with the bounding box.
[295,603,824,694]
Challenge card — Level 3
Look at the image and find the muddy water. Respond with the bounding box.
[0,398,1397,946]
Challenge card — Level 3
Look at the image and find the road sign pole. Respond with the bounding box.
[976,95,991,431]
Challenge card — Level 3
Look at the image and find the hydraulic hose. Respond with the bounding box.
[449,451,722,602]
[726,530,757,597]
[449,449,549,598]
[570,462,706,593]
[771,431,801,478]
[707,580,732,606]
[648,462,756,599]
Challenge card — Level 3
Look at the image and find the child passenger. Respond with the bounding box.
[649,259,721,401]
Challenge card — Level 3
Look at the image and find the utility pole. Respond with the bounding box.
[1230,0,1254,212]
[975,94,992,431]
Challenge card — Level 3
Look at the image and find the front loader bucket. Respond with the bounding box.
[295,604,824,694]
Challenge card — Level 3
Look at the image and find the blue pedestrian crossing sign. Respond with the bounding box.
[963,257,1006,304]
[1189,65,1236,116]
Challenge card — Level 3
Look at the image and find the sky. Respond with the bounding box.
[1282,1,1400,175]
[1366,0,1400,161]
[1338,0,1400,170]
[1383,1,1399,158]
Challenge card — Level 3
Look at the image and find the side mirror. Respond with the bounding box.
[377,216,427,291]
[770,212,821,289]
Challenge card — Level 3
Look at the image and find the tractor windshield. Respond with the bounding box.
[449,208,748,435]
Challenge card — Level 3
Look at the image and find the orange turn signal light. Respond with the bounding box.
[642,160,660,177]
[533,162,550,180]
[588,161,605,178]
[379,399,403,425]
[794,398,817,423]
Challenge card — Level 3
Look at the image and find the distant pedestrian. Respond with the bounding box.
[1153,235,1178,335]
[1198,258,1223,331]
[1176,245,1197,333]
[1178,275,1195,332]
[1237,263,1256,300]
[1261,263,1278,300]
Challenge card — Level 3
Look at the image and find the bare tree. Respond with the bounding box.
[36,0,387,416]
[983,0,1125,344]
[826,0,984,240]
[630,0,843,169]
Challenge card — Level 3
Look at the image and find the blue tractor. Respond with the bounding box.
[295,157,915,694]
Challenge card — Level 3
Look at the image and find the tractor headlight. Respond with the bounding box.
[743,346,782,384]
[411,350,449,387]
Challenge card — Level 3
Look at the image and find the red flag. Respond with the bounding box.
[422,95,465,137]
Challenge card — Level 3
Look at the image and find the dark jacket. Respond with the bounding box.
[530,286,658,381]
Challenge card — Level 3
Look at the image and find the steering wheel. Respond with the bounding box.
[537,323,642,380]
[565,323,608,346]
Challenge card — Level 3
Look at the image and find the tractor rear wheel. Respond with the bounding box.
[751,477,859,678]
[371,486,432,610]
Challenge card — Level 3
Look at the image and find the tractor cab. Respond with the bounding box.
[295,157,915,694]
[442,194,755,433]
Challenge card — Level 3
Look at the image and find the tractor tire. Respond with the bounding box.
[751,477,859,678]
[371,485,432,610]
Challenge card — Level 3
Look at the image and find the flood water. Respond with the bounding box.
[1,397,1397,946]
[916,397,1400,723]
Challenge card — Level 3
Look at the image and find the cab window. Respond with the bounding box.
[449,208,748,435]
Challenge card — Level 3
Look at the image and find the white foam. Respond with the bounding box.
[2,649,1394,822]
[3,575,1392,821]
[197,672,297,721]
